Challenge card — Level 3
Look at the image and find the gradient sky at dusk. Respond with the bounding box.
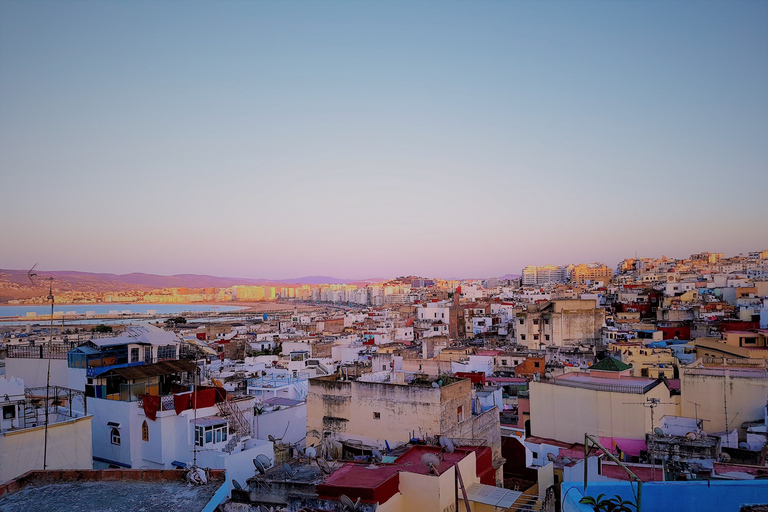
[1,1,767,279]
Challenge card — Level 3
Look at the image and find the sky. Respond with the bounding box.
[1,0,767,280]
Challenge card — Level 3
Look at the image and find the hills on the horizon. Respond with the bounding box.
[0,269,525,303]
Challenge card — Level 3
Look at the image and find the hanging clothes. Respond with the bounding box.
[143,394,161,421]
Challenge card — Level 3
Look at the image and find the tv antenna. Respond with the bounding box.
[27,264,55,470]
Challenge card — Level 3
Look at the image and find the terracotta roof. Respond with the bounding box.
[590,357,632,372]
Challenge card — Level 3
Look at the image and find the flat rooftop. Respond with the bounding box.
[0,469,226,512]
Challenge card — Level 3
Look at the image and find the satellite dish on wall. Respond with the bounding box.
[372,449,383,462]
[654,427,664,436]
[253,458,266,475]
[232,479,242,490]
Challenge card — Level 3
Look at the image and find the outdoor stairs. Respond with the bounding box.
[217,398,252,437]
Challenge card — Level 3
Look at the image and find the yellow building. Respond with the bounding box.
[570,263,613,286]
[609,343,678,378]
[516,299,605,349]
[306,373,503,483]
[680,357,768,434]
[529,358,679,444]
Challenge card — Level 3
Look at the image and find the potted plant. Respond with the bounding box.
[579,493,637,512]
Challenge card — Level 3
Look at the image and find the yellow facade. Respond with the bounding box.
[529,377,679,444]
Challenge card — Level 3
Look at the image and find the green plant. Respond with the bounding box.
[579,494,636,512]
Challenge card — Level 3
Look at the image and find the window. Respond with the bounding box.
[501,360,507,366]
[131,348,139,363]
[533,319,539,325]
[457,405,464,422]
[534,362,540,368]
[195,423,228,446]
[545,335,550,341]
[533,334,539,341]
[157,345,176,361]
[144,346,152,362]
[373,412,381,420]
[532,451,538,459]
[382,365,387,371]
[519,319,524,325]
[110,428,121,445]
[544,319,549,325]
[142,421,149,442]
[3,405,15,420]
[520,334,526,341]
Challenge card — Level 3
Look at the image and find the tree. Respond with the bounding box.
[93,324,113,333]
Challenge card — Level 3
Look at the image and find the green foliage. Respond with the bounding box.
[579,494,637,512]
[93,324,113,333]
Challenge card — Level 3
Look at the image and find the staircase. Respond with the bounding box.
[216,398,252,437]
[295,379,309,400]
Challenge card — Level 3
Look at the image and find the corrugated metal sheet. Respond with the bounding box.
[100,360,196,380]
[466,482,522,508]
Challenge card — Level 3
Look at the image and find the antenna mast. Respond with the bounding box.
[43,276,54,470]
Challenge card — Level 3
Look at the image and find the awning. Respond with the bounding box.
[600,437,647,457]
[466,482,522,508]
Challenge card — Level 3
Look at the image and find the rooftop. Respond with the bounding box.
[0,469,226,512]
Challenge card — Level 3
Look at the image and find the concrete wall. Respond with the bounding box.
[529,381,679,444]
[307,377,443,448]
[681,370,768,433]
[0,415,93,483]
[4,358,69,388]
[254,403,307,445]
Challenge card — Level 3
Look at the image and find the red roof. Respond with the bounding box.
[316,445,494,504]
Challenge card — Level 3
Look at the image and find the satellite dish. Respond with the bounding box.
[432,382,440,388]
[739,442,750,450]
[546,453,557,462]
[283,463,297,479]
[316,458,334,474]
[372,449,383,462]
[340,494,362,511]
[439,436,455,454]
[256,454,272,467]
[720,452,731,462]
[562,457,571,465]
[685,432,697,440]
[294,444,306,457]
[253,458,266,475]
[232,479,242,490]
[421,453,441,475]
[654,427,664,436]
[700,430,707,438]
[306,446,317,459]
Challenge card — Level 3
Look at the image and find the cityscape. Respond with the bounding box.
[1,1,767,512]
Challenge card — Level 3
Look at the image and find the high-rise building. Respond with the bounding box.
[522,264,566,285]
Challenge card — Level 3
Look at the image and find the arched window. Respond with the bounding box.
[142,421,149,442]
[110,428,121,446]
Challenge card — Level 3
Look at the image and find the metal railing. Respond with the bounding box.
[7,343,75,359]
[547,378,656,395]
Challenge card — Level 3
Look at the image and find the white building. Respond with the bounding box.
[0,376,93,483]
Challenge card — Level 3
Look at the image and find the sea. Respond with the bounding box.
[0,303,249,326]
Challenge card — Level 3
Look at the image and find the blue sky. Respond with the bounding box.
[1,0,766,279]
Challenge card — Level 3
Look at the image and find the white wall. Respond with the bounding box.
[0,415,93,483]
[253,404,307,446]
[5,358,69,388]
